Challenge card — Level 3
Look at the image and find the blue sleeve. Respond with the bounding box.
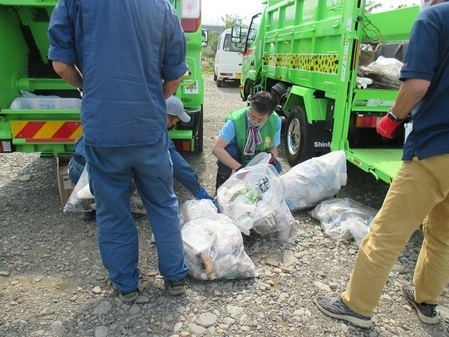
[73,135,85,158]
[274,116,281,147]
[169,141,202,194]
[218,120,237,144]
[400,13,439,82]
[162,4,188,80]
[48,0,78,65]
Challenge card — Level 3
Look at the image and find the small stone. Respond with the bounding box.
[198,312,217,327]
[19,174,32,182]
[92,286,102,294]
[93,301,112,315]
[50,321,65,336]
[95,326,108,337]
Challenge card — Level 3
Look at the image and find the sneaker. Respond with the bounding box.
[119,289,139,304]
[314,296,373,328]
[164,278,186,296]
[402,284,439,324]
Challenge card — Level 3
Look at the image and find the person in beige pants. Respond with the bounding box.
[314,0,449,328]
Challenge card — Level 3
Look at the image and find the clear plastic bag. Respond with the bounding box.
[217,162,297,242]
[281,151,347,212]
[9,90,82,110]
[63,168,94,212]
[180,199,218,224]
[358,56,404,89]
[311,198,378,246]
[182,214,259,280]
[246,152,272,166]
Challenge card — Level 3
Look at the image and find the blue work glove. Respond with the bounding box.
[194,187,214,201]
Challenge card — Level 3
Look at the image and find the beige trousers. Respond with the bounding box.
[341,154,449,317]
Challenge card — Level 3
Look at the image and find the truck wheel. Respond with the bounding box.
[270,82,288,106]
[284,107,314,166]
[242,80,253,101]
[213,73,217,81]
[216,80,223,87]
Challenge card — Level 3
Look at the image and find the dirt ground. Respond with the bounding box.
[1,75,448,337]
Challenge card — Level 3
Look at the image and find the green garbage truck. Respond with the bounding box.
[0,0,204,155]
[235,0,419,184]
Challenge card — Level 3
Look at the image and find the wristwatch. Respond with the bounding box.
[387,109,405,122]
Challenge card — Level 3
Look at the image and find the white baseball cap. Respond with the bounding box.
[166,96,191,123]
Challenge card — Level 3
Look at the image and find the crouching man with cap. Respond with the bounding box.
[69,95,213,220]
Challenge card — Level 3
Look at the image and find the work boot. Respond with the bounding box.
[215,170,231,193]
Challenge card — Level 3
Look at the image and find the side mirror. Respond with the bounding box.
[201,29,208,47]
[231,24,242,43]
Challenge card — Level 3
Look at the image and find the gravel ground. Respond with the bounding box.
[1,75,449,337]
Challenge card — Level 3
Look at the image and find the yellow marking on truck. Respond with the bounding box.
[11,121,82,142]
[33,121,64,139]
[263,53,339,73]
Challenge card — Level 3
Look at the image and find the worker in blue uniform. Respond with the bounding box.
[48,0,189,301]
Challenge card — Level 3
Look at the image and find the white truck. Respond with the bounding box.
[214,28,247,87]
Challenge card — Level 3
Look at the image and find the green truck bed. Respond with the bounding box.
[346,148,403,184]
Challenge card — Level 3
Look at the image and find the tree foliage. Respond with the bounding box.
[220,14,242,28]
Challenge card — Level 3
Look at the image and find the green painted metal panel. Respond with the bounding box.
[351,89,397,112]
[345,148,403,184]
[287,85,327,122]
[364,6,419,43]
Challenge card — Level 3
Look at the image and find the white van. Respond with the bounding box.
[214,28,247,87]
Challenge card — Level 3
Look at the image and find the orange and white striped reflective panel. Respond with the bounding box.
[10,121,82,143]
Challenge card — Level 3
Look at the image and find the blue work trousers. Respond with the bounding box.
[84,133,188,294]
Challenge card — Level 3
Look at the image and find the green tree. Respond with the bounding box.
[208,32,220,53]
[201,31,220,74]
[220,14,242,28]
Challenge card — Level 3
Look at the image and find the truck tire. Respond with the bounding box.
[284,106,314,166]
[270,82,288,106]
[216,79,223,87]
[213,73,217,81]
[242,80,253,101]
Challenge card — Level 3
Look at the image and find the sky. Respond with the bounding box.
[202,0,418,25]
